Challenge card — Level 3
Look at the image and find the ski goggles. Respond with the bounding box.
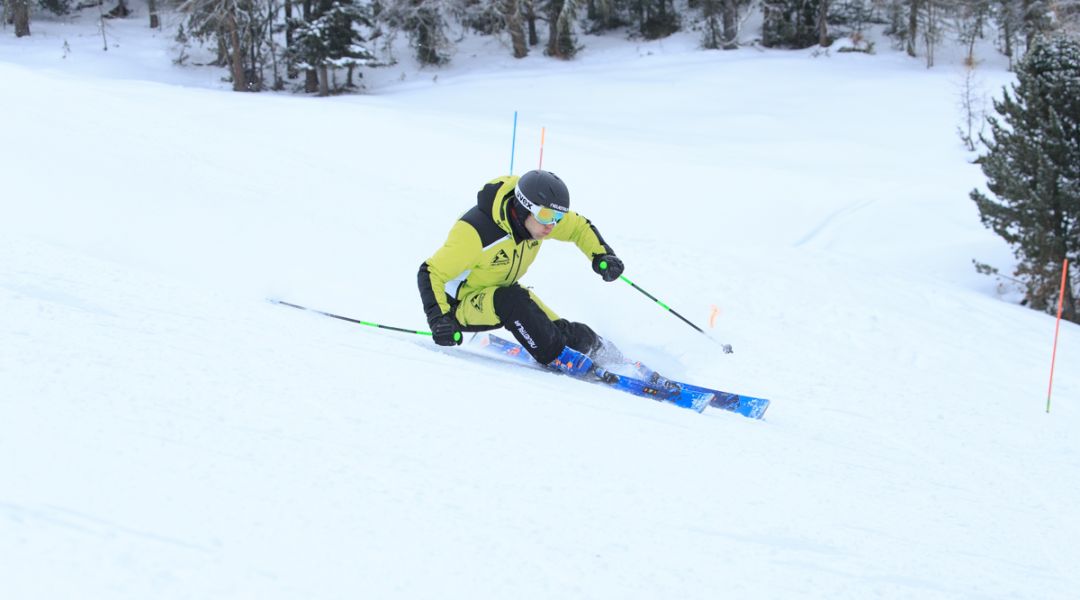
[515,187,566,225]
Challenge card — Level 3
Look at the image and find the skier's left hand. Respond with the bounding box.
[592,254,624,282]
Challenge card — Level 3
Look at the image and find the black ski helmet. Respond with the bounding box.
[514,170,570,214]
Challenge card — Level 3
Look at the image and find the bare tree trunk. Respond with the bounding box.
[701,0,720,48]
[923,0,936,67]
[907,0,920,57]
[303,0,318,92]
[227,13,249,91]
[525,0,539,46]
[503,0,528,58]
[13,0,31,37]
[817,0,829,46]
[285,0,297,78]
[546,0,574,59]
[1064,274,1077,323]
[965,20,978,65]
[148,0,160,28]
[546,0,563,57]
[318,64,329,96]
[722,0,738,49]
[214,34,228,66]
[1021,0,1037,48]
[999,0,1014,63]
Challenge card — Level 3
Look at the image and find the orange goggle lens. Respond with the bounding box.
[533,206,565,225]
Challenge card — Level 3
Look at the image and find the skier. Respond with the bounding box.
[417,169,625,376]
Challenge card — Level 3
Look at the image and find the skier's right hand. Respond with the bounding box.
[430,314,463,346]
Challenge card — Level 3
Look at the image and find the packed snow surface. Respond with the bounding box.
[2,12,1077,600]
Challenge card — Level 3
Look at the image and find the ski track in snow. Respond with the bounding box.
[792,198,877,248]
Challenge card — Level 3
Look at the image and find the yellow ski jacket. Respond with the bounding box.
[418,175,614,324]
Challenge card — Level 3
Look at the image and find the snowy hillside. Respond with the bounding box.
[2,11,1079,600]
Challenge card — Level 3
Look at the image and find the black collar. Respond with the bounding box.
[505,198,532,244]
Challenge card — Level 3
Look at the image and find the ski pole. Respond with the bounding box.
[509,111,518,175]
[271,299,461,342]
[600,267,734,353]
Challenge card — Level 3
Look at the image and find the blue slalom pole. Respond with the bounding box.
[509,111,518,175]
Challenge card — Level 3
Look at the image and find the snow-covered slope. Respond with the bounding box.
[2,13,1078,599]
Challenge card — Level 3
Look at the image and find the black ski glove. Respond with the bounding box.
[592,254,624,282]
[429,314,462,346]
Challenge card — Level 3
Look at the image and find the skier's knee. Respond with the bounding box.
[493,285,532,321]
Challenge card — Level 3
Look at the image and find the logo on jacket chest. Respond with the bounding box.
[491,249,511,266]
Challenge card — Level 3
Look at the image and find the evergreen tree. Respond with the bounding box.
[180,0,276,91]
[992,0,1022,61]
[38,0,72,16]
[10,0,32,37]
[988,0,1073,63]
[971,36,1080,322]
[762,0,824,48]
[289,1,375,94]
[635,0,679,39]
[546,0,579,58]
[501,0,529,57]
[701,0,751,49]
[583,0,623,33]
[386,0,451,65]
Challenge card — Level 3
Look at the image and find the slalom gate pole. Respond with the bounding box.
[509,111,519,175]
[607,269,734,354]
[538,127,546,169]
[1046,258,1069,414]
[271,299,450,339]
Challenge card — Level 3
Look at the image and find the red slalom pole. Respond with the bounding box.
[538,127,546,169]
[1047,258,1069,413]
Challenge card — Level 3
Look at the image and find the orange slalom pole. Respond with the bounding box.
[538,127,546,169]
[709,305,721,329]
[1047,258,1069,413]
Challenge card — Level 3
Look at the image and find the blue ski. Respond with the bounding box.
[631,362,770,420]
[472,333,712,413]
[472,333,769,419]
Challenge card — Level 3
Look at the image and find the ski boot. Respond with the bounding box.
[548,346,594,377]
